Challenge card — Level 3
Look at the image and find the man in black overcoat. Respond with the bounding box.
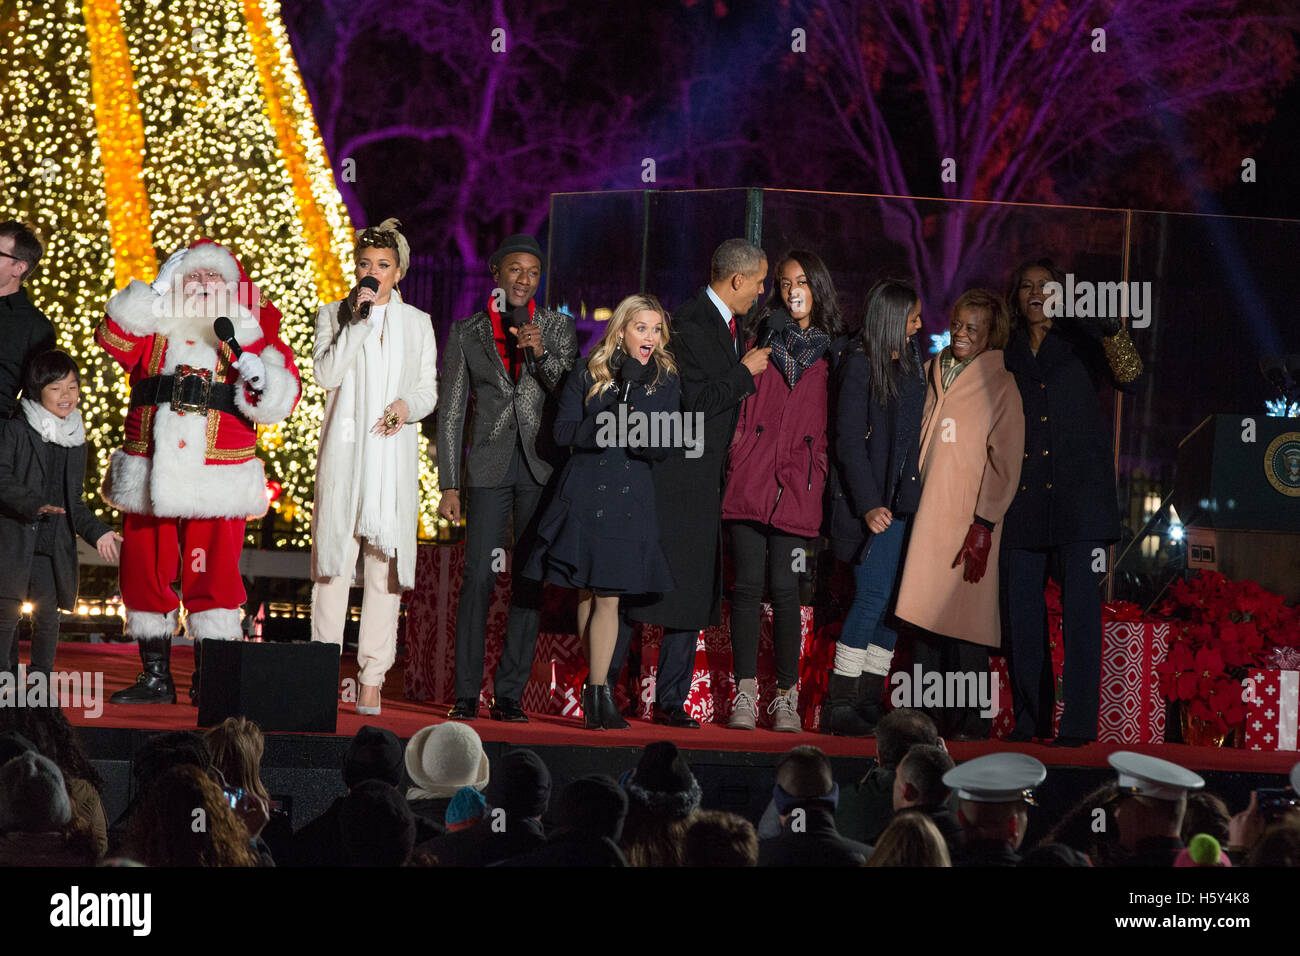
[622,238,771,727]
[0,222,56,418]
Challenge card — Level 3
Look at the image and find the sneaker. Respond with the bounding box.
[768,688,802,733]
[728,678,758,730]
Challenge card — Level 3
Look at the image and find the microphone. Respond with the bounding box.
[1260,355,1290,395]
[357,276,379,320]
[760,308,793,348]
[214,317,242,358]
[512,305,537,376]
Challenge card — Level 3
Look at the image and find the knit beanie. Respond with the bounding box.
[485,749,551,819]
[344,725,403,790]
[558,775,628,843]
[0,752,72,832]
[445,786,488,833]
[623,741,702,819]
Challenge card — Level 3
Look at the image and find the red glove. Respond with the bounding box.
[953,523,992,583]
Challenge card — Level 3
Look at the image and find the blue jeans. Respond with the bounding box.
[839,517,909,651]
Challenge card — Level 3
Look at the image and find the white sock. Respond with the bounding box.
[863,644,895,677]
[833,644,868,678]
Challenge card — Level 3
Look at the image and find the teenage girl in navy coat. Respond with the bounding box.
[524,294,680,730]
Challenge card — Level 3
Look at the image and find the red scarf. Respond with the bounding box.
[487,297,536,379]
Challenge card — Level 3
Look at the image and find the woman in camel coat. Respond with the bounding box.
[894,289,1024,739]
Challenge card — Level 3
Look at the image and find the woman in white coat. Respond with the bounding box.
[311,219,437,715]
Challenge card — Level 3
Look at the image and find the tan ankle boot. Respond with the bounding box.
[769,687,802,733]
[728,678,759,730]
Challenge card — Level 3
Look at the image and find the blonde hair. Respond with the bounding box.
[864,810,951,867]
[204,716,270,803]
[354,217,410,275]
[585,294,677,403]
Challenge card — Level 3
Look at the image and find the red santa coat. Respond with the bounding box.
[95,241,301,520]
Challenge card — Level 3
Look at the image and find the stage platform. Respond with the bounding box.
[35,643,1300,848]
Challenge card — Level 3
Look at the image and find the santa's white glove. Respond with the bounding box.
[151,248,190,295]
[233,352,266,392]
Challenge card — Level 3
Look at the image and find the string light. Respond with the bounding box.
[0,0,445,548]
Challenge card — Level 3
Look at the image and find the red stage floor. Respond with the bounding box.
[40,642,1300,774]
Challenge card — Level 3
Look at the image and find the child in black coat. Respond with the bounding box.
[0,351,121,689]
[524,295,680,730]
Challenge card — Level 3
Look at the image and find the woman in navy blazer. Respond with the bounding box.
[524,295,679,730]
[823,280,924,736]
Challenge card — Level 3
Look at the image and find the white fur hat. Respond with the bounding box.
[404,723,490,798]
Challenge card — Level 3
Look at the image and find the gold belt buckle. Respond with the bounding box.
[172,365,212,415]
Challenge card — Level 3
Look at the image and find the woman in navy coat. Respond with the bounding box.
[524,294,679,730]
[1000,257,1143,746]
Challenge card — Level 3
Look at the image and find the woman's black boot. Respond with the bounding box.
[597,684,629,729]
[582,684,604,730]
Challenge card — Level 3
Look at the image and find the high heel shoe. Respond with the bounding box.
[597,684,629,729]
[356,685,382,716]
[582,684,603,730]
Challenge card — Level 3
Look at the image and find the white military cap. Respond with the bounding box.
[942,753,1047,804]
[1108,751,1204,801]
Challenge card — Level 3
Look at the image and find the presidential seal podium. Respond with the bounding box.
[1174,414,1300,601]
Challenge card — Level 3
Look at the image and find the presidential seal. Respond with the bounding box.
[1265,432,1300,496]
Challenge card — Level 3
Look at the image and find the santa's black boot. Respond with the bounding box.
[110,637,177,704]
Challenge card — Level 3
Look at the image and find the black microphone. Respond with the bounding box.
[760,308,793,349]
[357,276,379,320]
[214,316,242,358]
[1260,354,1290,395]
[512,305,536,375]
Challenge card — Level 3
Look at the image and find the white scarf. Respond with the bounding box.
[355,302,404,557]
[21,399,86,447]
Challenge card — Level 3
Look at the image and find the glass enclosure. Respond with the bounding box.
[547,188,1300,608]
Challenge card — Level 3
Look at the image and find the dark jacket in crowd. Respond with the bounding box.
[629,288,757,631]
[496,830,626,867]
[0,418,111,607]
[917,803,965,859]
[1001,320,1140,549]
[722,340,830,539]
[290,796,441,867]
[415,815,546,867]
[435,304,578,490]
[758,805,870,867]
[827,341,925,563]
[833,766,896,845]
[953,838,1022,868]
[0,290,56,418]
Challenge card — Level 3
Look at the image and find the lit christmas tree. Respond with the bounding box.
[0,0,442,548]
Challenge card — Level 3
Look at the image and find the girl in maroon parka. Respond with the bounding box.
[721,250,840,732]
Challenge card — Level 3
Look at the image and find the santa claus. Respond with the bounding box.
[96,240,301,705]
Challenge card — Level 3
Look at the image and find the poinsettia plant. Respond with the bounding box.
[1156,571,1300,737]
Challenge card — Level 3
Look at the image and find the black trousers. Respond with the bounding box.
[728,520,804,688]
[1003,541,1104,739]
[1,554,60,680]
[453,445,547,701]
[910,629,991,737]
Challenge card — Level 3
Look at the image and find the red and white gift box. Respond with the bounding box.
[1243,669,1300,751]
[1097,621,1171,744]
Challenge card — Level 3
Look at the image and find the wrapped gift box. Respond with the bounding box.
[989,656,1015,739]
[1243,669,1300,751]
[1097,620,1171,744]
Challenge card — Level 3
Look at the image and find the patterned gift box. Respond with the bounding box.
[989,655,1015,739]
[1243,669,1300,751]
[637,602,821,727]
[1097,621,1171,744]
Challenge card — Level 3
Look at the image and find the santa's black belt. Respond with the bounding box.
[130,374,246,421]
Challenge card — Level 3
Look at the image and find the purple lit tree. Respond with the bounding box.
[779,0,1300,313]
